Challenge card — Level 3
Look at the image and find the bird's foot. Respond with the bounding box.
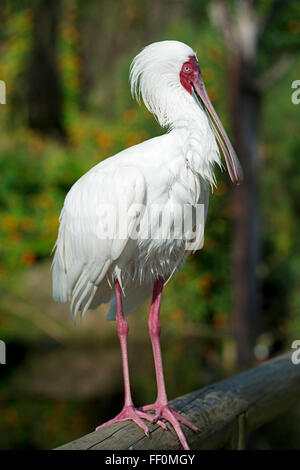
[139,403,198,450]
[95,404,167,437]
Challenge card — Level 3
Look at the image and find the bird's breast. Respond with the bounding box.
[133,162,206,254]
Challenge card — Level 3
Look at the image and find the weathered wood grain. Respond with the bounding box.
[55,352,300,450]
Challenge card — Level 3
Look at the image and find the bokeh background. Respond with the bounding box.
[0,0,299,450]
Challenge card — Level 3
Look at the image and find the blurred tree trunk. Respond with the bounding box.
[230,48,262,368]
[209,1,261,368]
[209,0,289,367]
[209,0,263,367]
[27,0,65,137]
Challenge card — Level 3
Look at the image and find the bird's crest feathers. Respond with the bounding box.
[130,40,196,128]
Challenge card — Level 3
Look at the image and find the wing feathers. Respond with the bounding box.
[52,164,146,320]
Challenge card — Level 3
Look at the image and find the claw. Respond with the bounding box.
[139,403,197,450]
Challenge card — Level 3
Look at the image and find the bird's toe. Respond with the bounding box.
[137,410,167,430]
[95,405,151,436]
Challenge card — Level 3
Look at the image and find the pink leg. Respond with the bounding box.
[95,280,166,436]
[140,277,198,450]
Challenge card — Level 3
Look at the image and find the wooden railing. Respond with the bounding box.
[55,352,300,450]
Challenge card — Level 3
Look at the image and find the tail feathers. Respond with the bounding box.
[107,281,153,321]
[69,260,111,320]
[53,248,154,321]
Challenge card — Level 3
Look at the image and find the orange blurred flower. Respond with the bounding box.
[95,131,113,151]
[21,251,36,266]
[200,272,216,295]
[212,313,228,330]
[0,313,10,327]
[24,8,34,23]
[43,215,59,235]
[9,232,21,243]
[62,26,79,42]
[2,215,18,233]
[171,307,185,325]
[288,20,300,34]
[28,133,44,153]
[3,408,19,427]
[124,130,149,147]
[37,193,55,209]
[207,86,218,103]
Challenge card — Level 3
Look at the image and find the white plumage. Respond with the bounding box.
[52,40,241,322]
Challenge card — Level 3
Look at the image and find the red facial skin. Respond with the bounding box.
[179,55,201,94]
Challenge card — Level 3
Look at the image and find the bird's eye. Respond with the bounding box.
[184,66,190,72]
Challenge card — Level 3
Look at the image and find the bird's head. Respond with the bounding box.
[130,40,243,185]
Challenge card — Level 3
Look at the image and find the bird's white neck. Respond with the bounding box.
[168,100,221,186]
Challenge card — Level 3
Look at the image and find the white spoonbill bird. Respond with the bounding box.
[52,40,243,450]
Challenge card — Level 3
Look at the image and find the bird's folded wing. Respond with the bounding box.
[52,165,146,320]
